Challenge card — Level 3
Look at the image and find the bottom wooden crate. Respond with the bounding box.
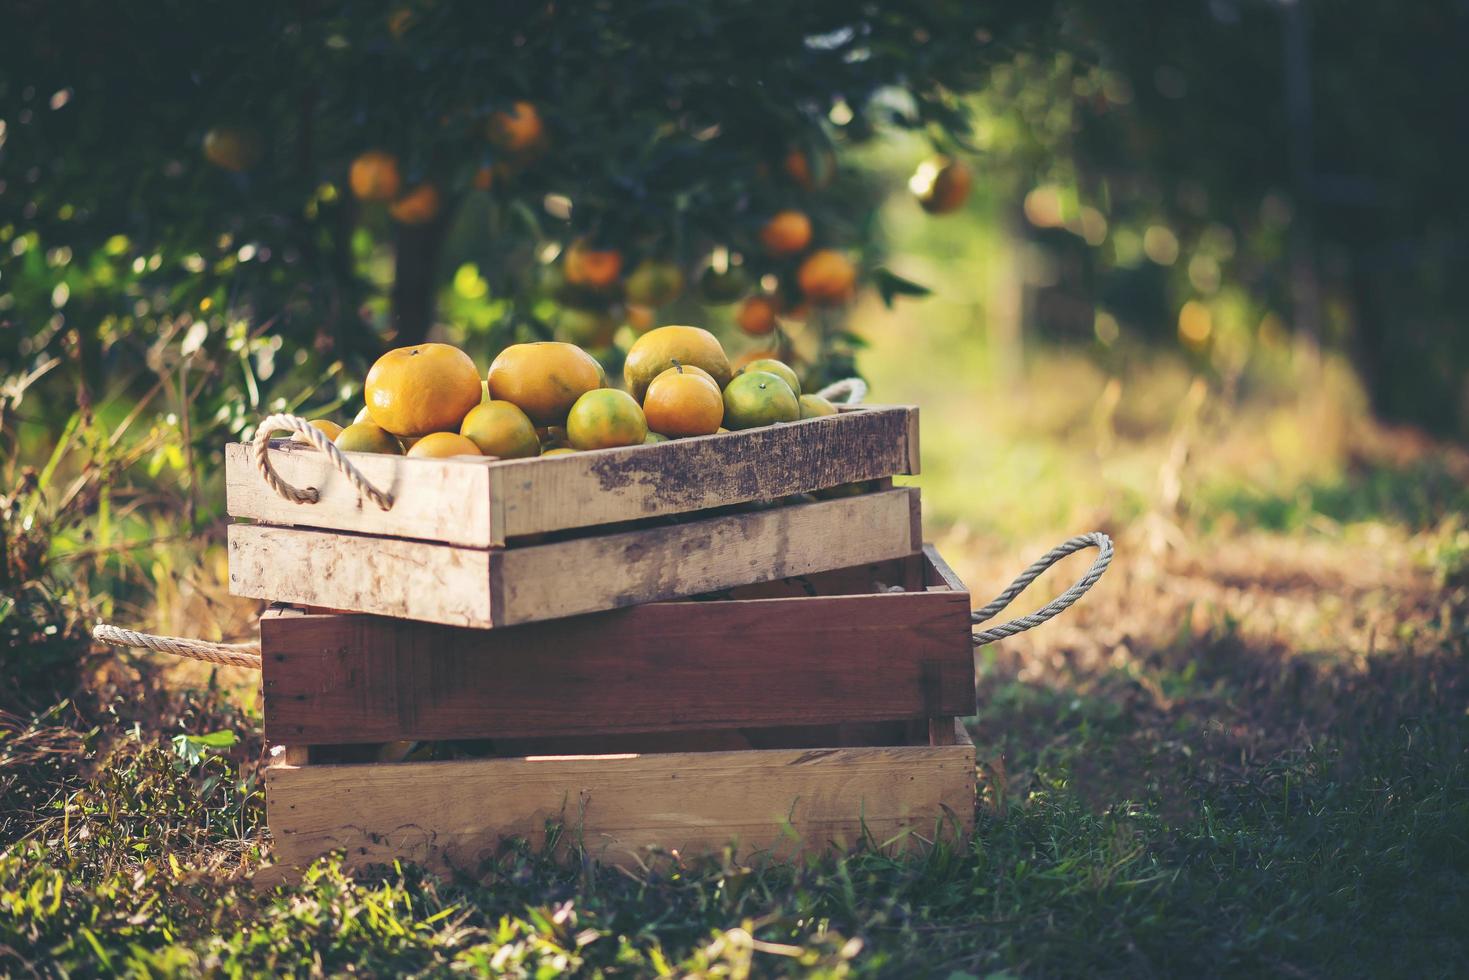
[264,722,976,878]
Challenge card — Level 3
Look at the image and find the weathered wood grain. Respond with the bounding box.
[231,487,923,628]
[225,442,498,546]
[260,547,973,743]
[265,736,975,875]
[227,406,916,545]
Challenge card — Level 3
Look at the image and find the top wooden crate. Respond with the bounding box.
[225,405,922,628]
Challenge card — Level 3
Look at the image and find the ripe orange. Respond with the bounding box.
[487,342,603,425]
[563,241,623,290]
[759,210,812,258]
[290,419,344,446]
[783,147,834,191]
[735,295,779,336]
[460,401,540,459]
[365,343,482,437]
[739,358,800,396]
[651,362,719,391]
[722,371,801,430]
[389,184,441,224]
[643,365,725,437]
[407,432,483,458]
[202,127,261,172]
[797,249,857,305]
[624,259,684,306]
[800,394,838,418]
[350,150,402,201]
[623,325,732,401]
[488,101,547,161]
[472,166,494,191]
[334,421,403,454]
[625,304,657,334]
[910,157,973,215]
[566,389,649,450]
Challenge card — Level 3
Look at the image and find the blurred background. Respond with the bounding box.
[3,3,1467,972]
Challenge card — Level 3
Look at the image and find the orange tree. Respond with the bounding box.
[0,1,1060,410]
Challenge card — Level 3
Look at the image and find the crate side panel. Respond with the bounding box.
[498,487,923,624]
[494,406,916,537]
[265,741,975,874]
[228,524,493,627]
[261,586,974,743]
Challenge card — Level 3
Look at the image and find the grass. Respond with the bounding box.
[4,335,1469,975]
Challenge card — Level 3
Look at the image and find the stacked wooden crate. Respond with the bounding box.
[226,405,977,878]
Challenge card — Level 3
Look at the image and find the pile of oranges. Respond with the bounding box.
[292,326,840,461]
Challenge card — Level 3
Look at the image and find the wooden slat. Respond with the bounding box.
[227,406,916,546]
[225,442,497,547]
[265,739,975,874]
[260,551,973,743]
[491,406,917,538]
[230,488,923,628]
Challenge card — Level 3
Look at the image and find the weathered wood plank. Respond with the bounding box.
[225,442,497,546]
[227,406,916,546]
[491,406,917,538]
[265,739,975,874]
[498,488,921,624]
[260,550,973,743]
[231,488,923,628]
[227,525,493,627]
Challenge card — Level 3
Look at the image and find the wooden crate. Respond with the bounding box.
[260,547,978,877]
[226,405,922,628]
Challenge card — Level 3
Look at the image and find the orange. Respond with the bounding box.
[739,358,800,396]
[651,362,719,391]
[290,419,344,446]
[699,263,750,304]
[407,432,482,458]
[759,210,812,258]
[488,101,547,159]
[541,446,577,457]
[350,150,402,201]
[353,406,372,424]
[722,371,801,430]
[797,249,857,305]
[202,127,261,172]
[736,295,779,336]
[563,241,623,290]
[644,432,669,444]
[623,325,732,401]
[558,307,617,347]
[624,259,684,306]
[460,401,540,459]
[365,343,482,437]
[389,184,441,224]
[625,304,657,334]
[783,147,834,191]
[643,365,724,437]
[487,342,603,425]
[472,165,494,191]
[733,347,784,372]
[386,7,413,39]
[334,421,403,455]
[910,157,972,215]
[800,394,838,418]
[566,389,649,450]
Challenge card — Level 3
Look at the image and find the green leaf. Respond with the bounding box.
[872,268,932,308]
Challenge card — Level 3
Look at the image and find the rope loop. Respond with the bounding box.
[251,413,394,511]
[92,624,263,671]
[814,377,868,406]
[971,532,1113,646]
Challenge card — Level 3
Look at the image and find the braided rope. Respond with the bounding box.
[92,624,263,670]
[814,377,868,406]
[971,532,1113,645]
[251,412,394,511]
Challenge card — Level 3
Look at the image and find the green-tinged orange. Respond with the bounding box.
[738,358,800,396]
[623,325,732,402]
[460,401,539,459]
[566,389,649,450]
[799,394,838,418]
[290,419,344,446]
[365,343,482,437]
[644,432,669,444]
[407,432,482,458]
[624,259,684,306]
[722,371,800,430]
[487,342,603,425]
[541,447,577,457]
[334,422,403,454]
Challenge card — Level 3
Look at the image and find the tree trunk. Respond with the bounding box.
[391,214,452,347]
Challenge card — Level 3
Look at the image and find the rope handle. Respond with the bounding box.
[92,624,263,670]
[971,532,1113,645]
[252,412,394,511]
[814,377,867,406]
